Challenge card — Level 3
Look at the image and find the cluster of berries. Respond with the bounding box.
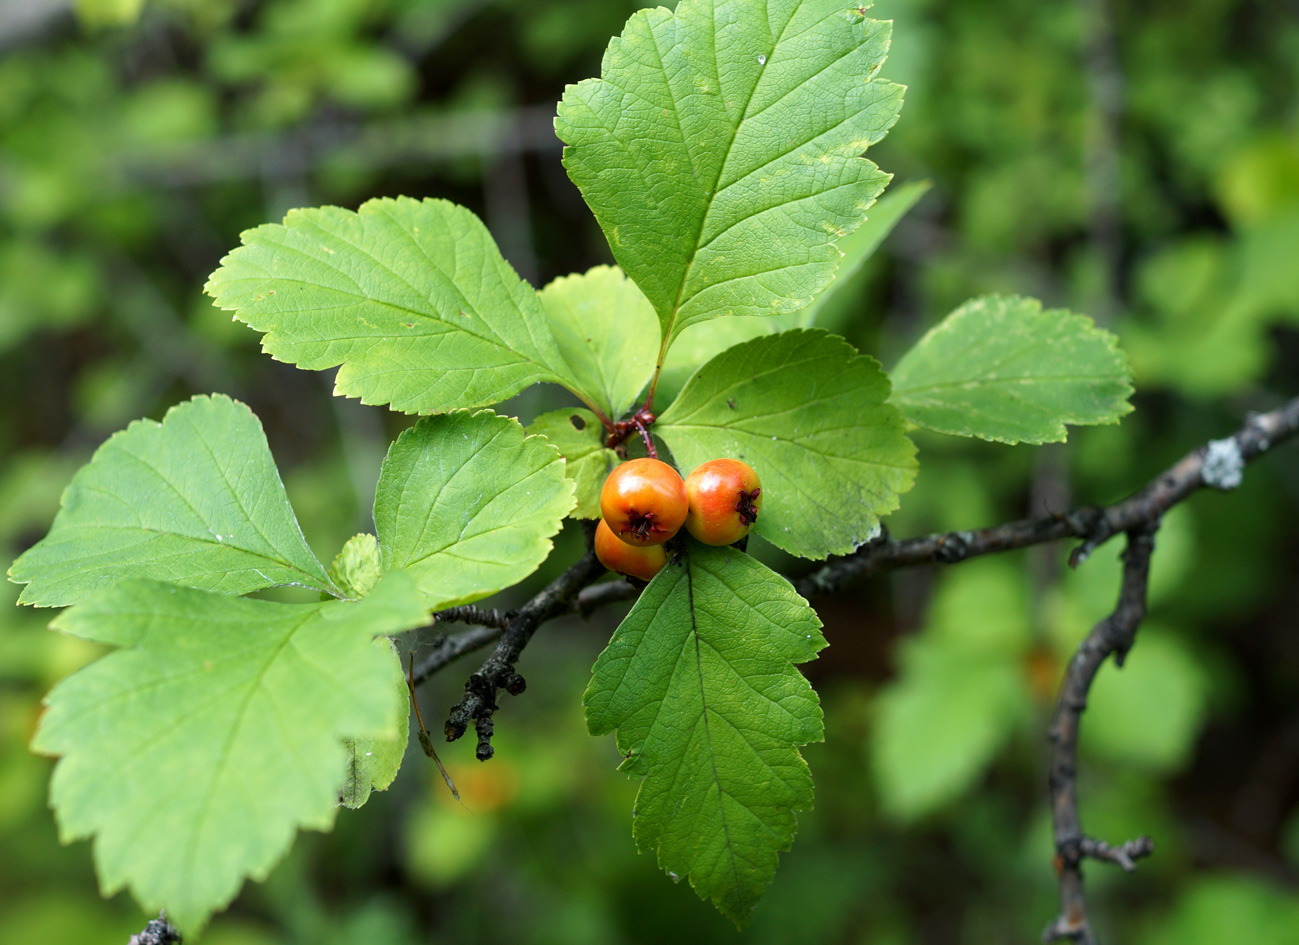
[594,457,763,581]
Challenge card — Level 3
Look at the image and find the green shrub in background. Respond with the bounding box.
[1,0,1296,942]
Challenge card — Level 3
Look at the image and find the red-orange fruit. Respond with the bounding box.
[595,518,668,581]
[683,459,763,546]
[599,457,688,546]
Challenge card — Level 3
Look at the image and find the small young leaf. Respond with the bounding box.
[33,573,429,932]
[889,294,1134,444]
[341,638,411,810]
[10,394,335,607]
[557,0,902,347]
[374,411,575,608]
[585,543,826,927]
[658,330,917,559]
[330,533,383,599]
[539,266,659,422]
[525,408,619,520]
[204,197,573,414]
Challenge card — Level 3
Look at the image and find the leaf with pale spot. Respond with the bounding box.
[526,408,620,520]
[585,542,825,926]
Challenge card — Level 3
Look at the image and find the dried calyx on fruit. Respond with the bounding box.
[684,459,763,546]
[599,457,688,546]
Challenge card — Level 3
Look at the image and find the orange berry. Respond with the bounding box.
[599,458,688,546]
[595,518,668,581]
[684,459,763,546]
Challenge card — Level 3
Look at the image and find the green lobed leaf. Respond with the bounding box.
[539,265,659,422]
[340,638,411,810]
[9,394,336,607]
[525,408,620,520]
[32,573,429,931]
[204,197,573,414]
[658,330,917,559]
[889,294,1134,444]
[374,410,575,609]
[655,312,801,406]
[556,0,902,348]
[585,543,826,926]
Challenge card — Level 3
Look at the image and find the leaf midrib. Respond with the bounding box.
[657,4,791,344]
[230,222,561,380]
[684,554,743,896]
[893,371,1129,396]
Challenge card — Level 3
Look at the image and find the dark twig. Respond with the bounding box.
[394,397,1299,939]
[433,604,512,630]
[1043,527,1158,944]
[411,625,507,685]
[796,396,1299,597]
[411,398,1299,751]
[1077,836,1156,873]
[442,549,606,760]
[410,398,1299,692]
[574,578,639,616]
[128,911,181,945]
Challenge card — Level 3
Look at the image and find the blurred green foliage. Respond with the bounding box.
[1,0,1296,941]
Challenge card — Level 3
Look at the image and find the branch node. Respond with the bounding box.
[1079,835,1155,872]
[441,552,604,758]
[502,671,527,695]
[934,531,970,563]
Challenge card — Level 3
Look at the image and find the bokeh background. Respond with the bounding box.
[1,0,1297,942]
